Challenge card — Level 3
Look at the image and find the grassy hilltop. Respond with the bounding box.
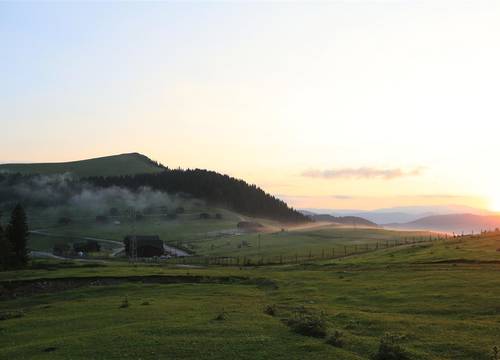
[0,152,163,177]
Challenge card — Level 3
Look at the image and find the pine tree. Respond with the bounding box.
[6,204,29,267]
[0,215,13,270]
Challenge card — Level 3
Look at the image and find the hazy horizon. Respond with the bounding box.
[2,1,500,211]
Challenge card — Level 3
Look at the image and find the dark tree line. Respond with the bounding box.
[86,169,309,223]
[0,204,29,270]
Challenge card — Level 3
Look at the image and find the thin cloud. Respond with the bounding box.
[329,195,353,200]
[278,194,355,200]
[406,194,462,199]
[302,167,423,180]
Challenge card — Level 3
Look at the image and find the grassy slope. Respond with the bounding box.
[26,206,246,253]
[0,152,163,177]
[193,226,433,260]
[1,234,499,359]
[27,211,432,261]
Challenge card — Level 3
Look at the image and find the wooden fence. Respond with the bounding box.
[161,235,452,267]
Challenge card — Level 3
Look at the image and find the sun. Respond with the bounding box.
[489,195,500,213]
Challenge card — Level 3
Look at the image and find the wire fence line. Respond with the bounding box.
[158,234,452,267]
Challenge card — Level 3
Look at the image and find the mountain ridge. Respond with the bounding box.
[385,213,500,233]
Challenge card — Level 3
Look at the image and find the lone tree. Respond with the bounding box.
[0,213,13,270]
[6,204,29,267]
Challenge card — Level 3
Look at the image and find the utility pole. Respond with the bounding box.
[128,207,137,263]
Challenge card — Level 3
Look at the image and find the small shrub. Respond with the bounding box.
[175,206,185,214]
[58,217,72,225]
[326,331,344,348]
[141,301,150,306]
[214,309,227,321]
[264,304,276,316]
[119,298,129,308]
[371,333,410,360]
[492,346,499,360]
[286,309,328,338]
[0,310,24,321]
[199,212,211,219]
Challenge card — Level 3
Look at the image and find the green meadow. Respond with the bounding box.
[1,232,499,359]
[26,204,434,262]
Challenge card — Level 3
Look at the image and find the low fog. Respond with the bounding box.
[0,173,180,219]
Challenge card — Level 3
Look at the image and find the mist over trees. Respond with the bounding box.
[87,169,308,223]
[0,168,308,223]
[0,173,176,215]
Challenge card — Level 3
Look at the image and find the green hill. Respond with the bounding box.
[0,153,163,177]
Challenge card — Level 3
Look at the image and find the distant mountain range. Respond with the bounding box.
[300,211,378,228]
[303,205,494,225]
[303,206,499,233]
[385,213,500,234]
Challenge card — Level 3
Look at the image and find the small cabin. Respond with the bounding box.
[237,221,263,231]
[123,235,163,257]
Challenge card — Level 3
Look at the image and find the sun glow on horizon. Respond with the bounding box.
[488,195,500,213]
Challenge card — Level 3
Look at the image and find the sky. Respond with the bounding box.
[1,1,500,211]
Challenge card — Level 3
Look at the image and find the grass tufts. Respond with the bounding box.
[286,308,328,338]
[119,298,129,309]
[0,310,24,321]
[214,309,227,321]
[371,333,410,360]
[264,304,277,316]
[326,330,344,348]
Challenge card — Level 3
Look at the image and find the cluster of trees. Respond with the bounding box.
[0,204,29,270]
[86,170,309,223]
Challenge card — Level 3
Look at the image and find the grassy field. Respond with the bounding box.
[1,233,499,359]
[0,153,163,177]
[27,205,434,262]
[191,226,434,260]
[26,206,244,253]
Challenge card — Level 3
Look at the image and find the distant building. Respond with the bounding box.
[123,235,164,257]
[237,221,263,231]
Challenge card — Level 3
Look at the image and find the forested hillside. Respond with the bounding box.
[87,170,308,223]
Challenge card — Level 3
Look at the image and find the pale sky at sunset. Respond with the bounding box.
[2,1,500,211]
